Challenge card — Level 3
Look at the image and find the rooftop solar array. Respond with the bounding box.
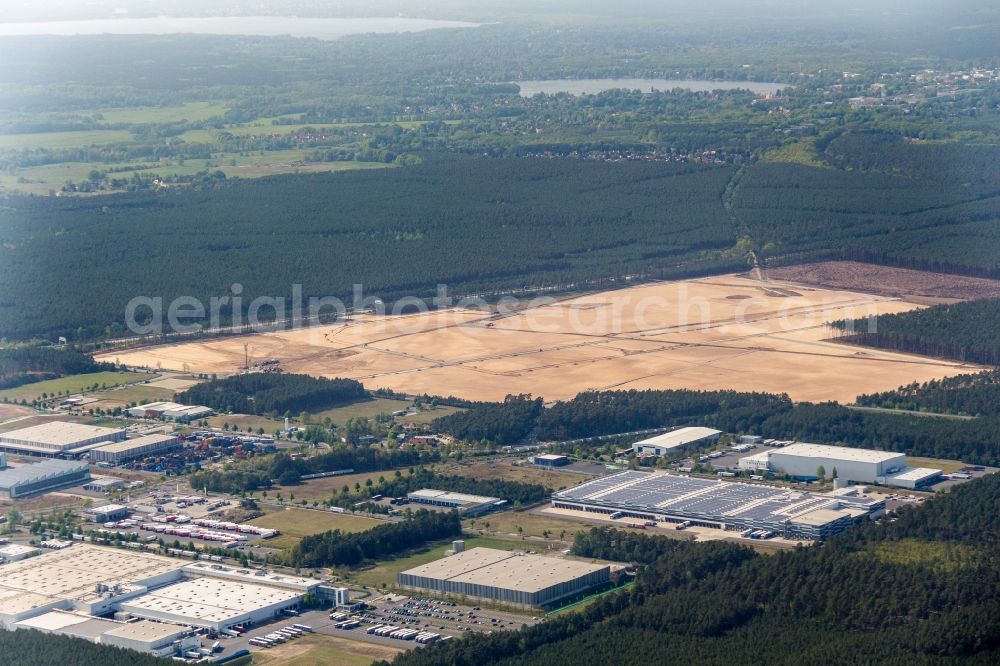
[554,471,882,534]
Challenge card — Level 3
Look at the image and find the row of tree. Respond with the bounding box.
[177,373,366,415]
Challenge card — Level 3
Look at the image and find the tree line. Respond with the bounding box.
[176,373,366,415]
[290,509,461,568]
[857,369,1000,417]
[0,345,116,389]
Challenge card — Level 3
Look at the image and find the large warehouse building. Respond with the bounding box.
[407,489,507,516]
[552,470,884,540]
[738,443,942,489]
[631,427,721,457]
[0,422,126,457]
[89,433,181,464]
[0,544,318,639]
[0,459,90,499]
[398,547,610,608]
[127,402,213,422]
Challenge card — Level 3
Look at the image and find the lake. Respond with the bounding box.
[0,16,479,39]
[515,78,789,96]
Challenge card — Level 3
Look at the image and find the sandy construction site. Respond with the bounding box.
[98,274,983,403]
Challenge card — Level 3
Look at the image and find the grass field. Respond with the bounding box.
[0,129,134,150]
[448,459,595,491]
[0,371,151,403]
[207,413,287,435]
[466,509,653,541]
[869,538,977,572]
[249,507,383,550]
[273,468,441,502]
[309,398,410,425]
[344,535,532,591]
[905,456,968,474]
[97,102,229,124]
[250,632,403,666]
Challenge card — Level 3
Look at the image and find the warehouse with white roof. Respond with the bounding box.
[631,427,721,457]
[398,547,610,608]
[739,442,942,488]
[89,433,181,464]
[0,422,126,457]
[0,459,90,499]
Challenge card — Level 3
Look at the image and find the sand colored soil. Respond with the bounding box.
[99,274,984,404]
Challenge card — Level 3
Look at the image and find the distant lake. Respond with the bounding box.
[0,16,479,39]
[515,78,789,96]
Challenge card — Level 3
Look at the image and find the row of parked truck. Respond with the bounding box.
[248,624,313,648]
[365,624,443,643]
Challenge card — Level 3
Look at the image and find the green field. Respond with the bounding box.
[0,371,151,402]
[97,102,229,124]
[308,397,410,424]
[251,632,403,666]
[249,507,383,550]
[0,129,134,150]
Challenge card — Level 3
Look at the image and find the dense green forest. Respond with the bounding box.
[176,373,366,415]
[832,298,1000,365]
[290,509,461,568]
[380,471,1000,666]
[431,395,544,445]
[857,370,1000,416]
[0,345,115,388]
[0,630,169,666]
[432,388,1000,465]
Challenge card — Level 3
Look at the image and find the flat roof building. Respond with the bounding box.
[0,543,41,563]
[86,504,129,523]
[0,422,126,457]
[631,427,721,457]
[398,547,610,608]
[100,619,196,657]
[118,576,301,632]
[0,459,90,499]
[534,454,570,467]
[90,434,181,464]
[407,489,507,517]
[128,403,213,422]
[552,470,884,541]
[739,443,940,489]
[83,477,125,492]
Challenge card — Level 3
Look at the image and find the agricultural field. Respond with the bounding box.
[96,102,229,124]
[250,632,403,666]
[0,129,134,150]
[102,274,981,404]
[206,413,286,435]
[249,507,384,550]
[0,371,151,403]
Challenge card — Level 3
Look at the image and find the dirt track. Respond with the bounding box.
[99,273,984,404]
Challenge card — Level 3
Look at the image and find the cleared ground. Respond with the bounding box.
[99,274,983,404]
[251,632,403,666]
[447,459,596,491]
[249,507,384,550]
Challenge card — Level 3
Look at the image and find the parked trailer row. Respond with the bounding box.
[191,518,279,537]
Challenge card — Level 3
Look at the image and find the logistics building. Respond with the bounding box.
[127,402,213,422]
[738,443,942,489]
[534,454,570,467]
[406,489,507,516]
[398,547,610,608]
[552,471,884,541]
[0,459,90,499]
[630,427,721,457]
[86,504,129,523]
[89,433,181,464]
[0,422,126,457]
[0,544,317,638]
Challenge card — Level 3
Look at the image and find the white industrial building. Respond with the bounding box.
[406,489,507,516]
[0,422,126,457]
[0,459,91,499]
[0,543,40,563]
[398,547,611,608]
[738,443,942,489]
[0,544,318,643]
[631,427,722,457]
[86,504,129,523]
[127,402,213,422]
[89,433,181,464]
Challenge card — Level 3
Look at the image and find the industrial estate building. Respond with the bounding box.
[0,459,91,499]
[534,454,570,467]
[0,422,126,457]
[127,402,213,422]
[738,443,942,489]
[406,489,507,516]
[0,544,320,653]
[630,427,722,457]
[89,433,181,464]
[398,547,610,608]
[552,471,885,540]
